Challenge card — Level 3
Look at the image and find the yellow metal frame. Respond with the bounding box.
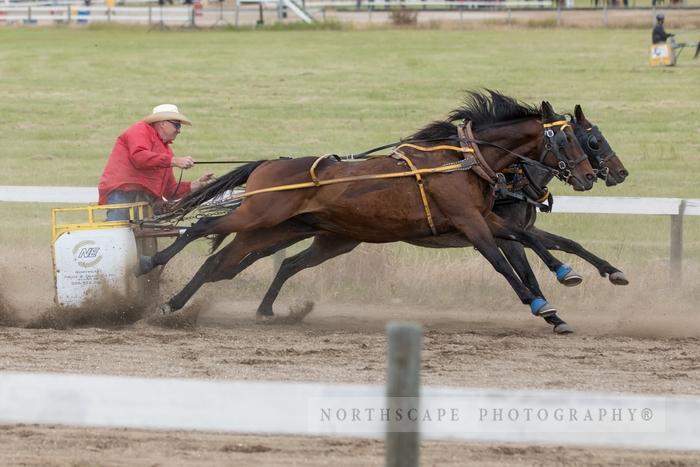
[51,202,151,243]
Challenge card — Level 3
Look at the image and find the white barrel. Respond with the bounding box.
[51,203,152,308]
[53,227,140,307]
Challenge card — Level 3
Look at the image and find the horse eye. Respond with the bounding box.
[587,136,600,150]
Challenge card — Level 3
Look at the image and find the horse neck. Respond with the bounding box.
[472,119,543,173]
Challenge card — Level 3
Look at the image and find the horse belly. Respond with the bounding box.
[302,182,439,242]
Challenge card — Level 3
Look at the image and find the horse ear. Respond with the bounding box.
[574,104,585,123]
[541,101,554,119]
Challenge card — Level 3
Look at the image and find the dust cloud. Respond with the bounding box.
[0,243,698,337]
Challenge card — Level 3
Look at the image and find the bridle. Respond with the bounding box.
[540,119,589,184]
[573,124,617,181]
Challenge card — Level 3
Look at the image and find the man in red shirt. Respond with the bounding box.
[98,104,216,221]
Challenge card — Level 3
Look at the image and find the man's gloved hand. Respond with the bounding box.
[191,172,217,192]
[172,156,195,169]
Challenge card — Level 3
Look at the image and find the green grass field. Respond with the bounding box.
[0,26,698,265]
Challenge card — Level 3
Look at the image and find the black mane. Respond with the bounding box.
[406,90,540,142]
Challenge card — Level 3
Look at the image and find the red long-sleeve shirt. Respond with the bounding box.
[98,121,191,204]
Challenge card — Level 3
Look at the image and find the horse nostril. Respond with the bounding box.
[586,173,596,182]
[619,170,629,178]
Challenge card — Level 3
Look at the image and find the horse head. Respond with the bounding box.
[540,101,596,192]
[572,105,629,187]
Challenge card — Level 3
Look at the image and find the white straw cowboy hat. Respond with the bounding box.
[142,104,192,126]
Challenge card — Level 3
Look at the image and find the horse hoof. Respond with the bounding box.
[553,323,574,334]
[560,273,583,287]
[530,298,557,317]
[556,264,583,287]
[158,303,173,315]
[609,271,629,286]
[136,256,155,277]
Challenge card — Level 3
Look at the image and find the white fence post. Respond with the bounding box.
[670,199,687,283]
[386,321,422,467]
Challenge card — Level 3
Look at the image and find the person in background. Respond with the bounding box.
[98,104,216,221]
[652,13,674,44]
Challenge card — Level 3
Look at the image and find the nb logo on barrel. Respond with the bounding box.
[72,240,103,268]
[78,247,100,259]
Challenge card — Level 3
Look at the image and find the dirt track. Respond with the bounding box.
[2,300,700,465]
[1,248,699,465]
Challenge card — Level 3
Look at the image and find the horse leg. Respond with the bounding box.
[528,226,628,286]
[257,235,360,317]
[498,239,573,334]
[160,222,317,314]
[453,216,555,317]
[139,191,308,276]
[137,216,224,276]
[486,213,583,288]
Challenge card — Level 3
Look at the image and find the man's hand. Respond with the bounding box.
[172,156,195,169]
[191,172,217,192]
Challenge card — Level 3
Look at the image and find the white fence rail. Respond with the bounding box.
[0,0,617,26]
[0,186,96,203]
[1,186,698,275]
[0,371,699,451]
[1,186,698,215]
[0,4,196,24]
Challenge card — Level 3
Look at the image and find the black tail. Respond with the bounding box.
[161,160,267,220]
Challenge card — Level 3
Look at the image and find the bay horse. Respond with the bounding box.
[570,105,628,187]
[201,105,628,334]
[140,92,597,319]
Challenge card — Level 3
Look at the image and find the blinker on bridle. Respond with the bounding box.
[541,119,588,183]
[576,125,616,180]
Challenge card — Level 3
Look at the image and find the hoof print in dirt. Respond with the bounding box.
[259,301,314,325]
[146,307,200,329]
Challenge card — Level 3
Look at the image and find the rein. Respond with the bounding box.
[230,159,473,201]
[167,120,580,221]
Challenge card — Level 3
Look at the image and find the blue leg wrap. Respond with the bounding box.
[556,264,572,282]
[530,297,547,315]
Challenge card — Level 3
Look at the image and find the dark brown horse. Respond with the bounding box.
[183,105,628,334]
[140,92,596,318]
[248,105,629,334]
[571,105,628,187]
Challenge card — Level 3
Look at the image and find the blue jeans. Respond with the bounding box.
[105,190,153,221]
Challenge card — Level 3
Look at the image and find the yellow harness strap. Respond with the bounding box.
[542,120,568,128]
[309,154,340,185]
[536,187,550,204]
[235,161,465,201]
[394,143,474,154]
[392,153,438,235]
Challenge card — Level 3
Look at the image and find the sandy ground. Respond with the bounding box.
[1,302,700,465]
[0,246,699,465]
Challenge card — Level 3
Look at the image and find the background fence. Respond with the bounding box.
[1,186,698,276]
[1,1,693,26]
